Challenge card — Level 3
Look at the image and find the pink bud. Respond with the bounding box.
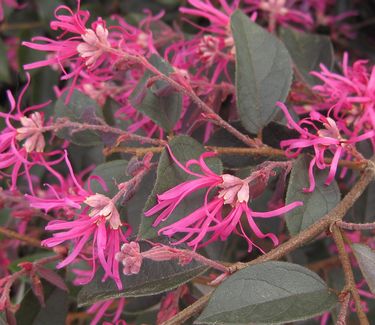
[115,242,143,275]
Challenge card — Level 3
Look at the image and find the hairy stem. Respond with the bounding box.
[332,226,369,325]
[104,145,368,170]
[49,119,166,146]
[0,226,43,248]
[337,292,351,325]
[337,220,375,231]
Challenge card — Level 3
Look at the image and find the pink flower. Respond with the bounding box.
[145,147,302,251]
[33,153,132,288]
[42,211,128,289]
[244,0,314,32]
[278,102,374,192]
[0,75,62,191]
[157,286,188,324]
[16,112,46,153]
[87,297,126,325]
[22,4,112,101]
[115,242,142,275]
[311,53,375,150]
[85,193,122,230]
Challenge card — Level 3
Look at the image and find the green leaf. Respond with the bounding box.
[89,160,130,197]
[77,238,207,306]
[352,244,375,294]
[0,39,11,83]
[54,90,104,146]
[197,261,337,324]
[124,168,157,231]
[231,10,293,134]
[130,54,182,132]
[138,135,222,239]
[280,28,334,86]
[285,155,340,236]
[16,280,69,325]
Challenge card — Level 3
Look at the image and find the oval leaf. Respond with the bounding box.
[89,160,129,196]
[280,27,334,86]
[54,90,104,146]
[285,155,340,236]
[77,239,207,306]
[130,54,182,132]
[138,135,222,239]
[231,10,293,134]
[352,244,375,294]
[197,261,337,324]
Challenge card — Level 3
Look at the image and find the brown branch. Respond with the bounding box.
[162,292,213,325]
[164,157,375,324]
[337,220,375,231]
[0,21,43,32]
[337,292,351,325]
[104,145,367,171]
[332,226,369,325]
[0,226,43,248]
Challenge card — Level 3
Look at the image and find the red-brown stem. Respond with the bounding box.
[331,226,369,325]
[104,145,367,171]
[337,292,351,325]
[46,119,166,147]
[0,226,43,248]
[337,220,375,231]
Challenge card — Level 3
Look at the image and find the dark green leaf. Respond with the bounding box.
[130,54,182,132]
[231,10,293,134]
[138,135,222,239]
[54,90,104,146]
[280,28,334,86]
[124,168,157,231]
[89,160,130,197]
[30,69,59,107]
[16,280,68,325]
[0,39,11,83]
[285,155,340,236]
[36,0,62,23]
[197,261,337,324]
[77,238,207,306]
[352,244,375,294]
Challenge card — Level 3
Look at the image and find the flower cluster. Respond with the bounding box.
[145,147,302,251]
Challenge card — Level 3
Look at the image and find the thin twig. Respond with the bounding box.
[0,226,43,248]
[332,226,369,325]
[337,292,351,325]
[162,292,213,325]
[104,145,367,171]
[336,220,375,231]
